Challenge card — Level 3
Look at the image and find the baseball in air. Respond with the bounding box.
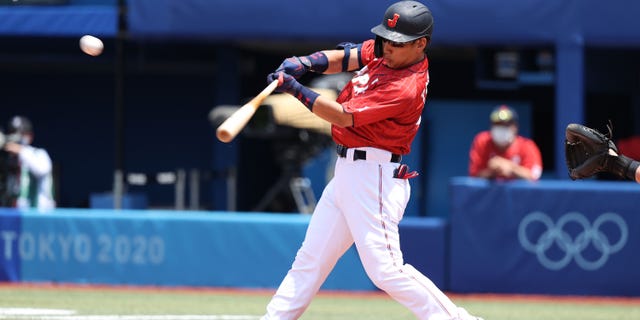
[79,35,104,56]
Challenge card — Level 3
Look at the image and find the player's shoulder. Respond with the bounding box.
[516,135,535,144]
[361,39,376,65]
[515,135,540,149]
[406,55,429,74]
[474,130,492,141]
[394,60,429,88]
[470,131,492,148]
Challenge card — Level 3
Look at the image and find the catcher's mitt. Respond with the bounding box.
[565,123,639,181]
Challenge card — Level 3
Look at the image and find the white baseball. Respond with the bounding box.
[79,35,104,56]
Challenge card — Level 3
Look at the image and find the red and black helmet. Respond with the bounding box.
[370,1,434,57]
[371,1,433,42]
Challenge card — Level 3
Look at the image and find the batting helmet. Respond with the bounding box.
[371,1,433,41]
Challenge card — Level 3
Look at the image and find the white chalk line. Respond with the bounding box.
[0,309,260,320]
[0,317,260,320]
[0,308,75,315]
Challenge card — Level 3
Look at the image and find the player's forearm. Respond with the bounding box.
[310,95,353,127]
[322,48,360,74]
[473,168,495,179]
[512,165,536,181]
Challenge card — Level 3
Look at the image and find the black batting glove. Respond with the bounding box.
[266,72,319,111]
[274,52,329,79]
[276,57,310,79]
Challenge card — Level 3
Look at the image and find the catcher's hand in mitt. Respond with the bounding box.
[565,123,639,181]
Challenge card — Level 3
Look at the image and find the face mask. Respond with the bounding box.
[491,125,515,148]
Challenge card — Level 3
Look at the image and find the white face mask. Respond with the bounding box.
[491,125,515,148]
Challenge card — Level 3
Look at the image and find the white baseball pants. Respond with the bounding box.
[261,147,475,320]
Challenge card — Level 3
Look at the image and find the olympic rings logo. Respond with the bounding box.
[518,211,628,271]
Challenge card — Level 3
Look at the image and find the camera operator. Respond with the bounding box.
[0,115,55,211]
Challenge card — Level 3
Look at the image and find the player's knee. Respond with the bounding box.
[292,248,313,263]
[365,267,399,291]
[291,247,322,270]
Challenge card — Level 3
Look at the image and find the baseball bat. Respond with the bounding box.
[215,80,279,143]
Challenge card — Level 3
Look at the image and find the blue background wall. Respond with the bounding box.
[1,0,640,298]
[0,208,448,291]
[0,0,639,216]
[3,197,638,297]
[449,178,640,296]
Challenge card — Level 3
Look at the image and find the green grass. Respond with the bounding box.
[455,297,640,320]
[0,284,639,320]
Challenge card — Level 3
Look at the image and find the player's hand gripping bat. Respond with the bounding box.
[215,79,279,143]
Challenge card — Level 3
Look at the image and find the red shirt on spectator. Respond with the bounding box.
[469,130,543,180]
[617,136,640,161]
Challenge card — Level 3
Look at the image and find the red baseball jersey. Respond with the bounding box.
[332,39,429,155]
[469,130,543,180]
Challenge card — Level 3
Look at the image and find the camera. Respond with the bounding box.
[0,128,23,207]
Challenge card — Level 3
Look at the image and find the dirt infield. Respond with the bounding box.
[2,282,639,306]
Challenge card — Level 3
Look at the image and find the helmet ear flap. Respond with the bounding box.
[374,36,383,58]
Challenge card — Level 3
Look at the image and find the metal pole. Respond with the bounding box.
[175,169,186,210]
[113,0,127,209]
[227,166,237,212]
[189,169,200,210]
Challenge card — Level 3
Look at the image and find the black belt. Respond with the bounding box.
[336,145,401,163]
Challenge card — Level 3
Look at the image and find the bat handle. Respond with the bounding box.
[257,80,279,104]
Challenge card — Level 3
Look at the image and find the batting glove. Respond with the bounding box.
[267,72,319,111]
[275,52,329,78]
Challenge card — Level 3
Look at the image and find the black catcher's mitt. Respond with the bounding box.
[565,123,639,181]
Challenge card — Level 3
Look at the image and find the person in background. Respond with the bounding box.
[596,145,640,183]
[1,115,55,211]
[469,105,543,181]
[615,135,640,182]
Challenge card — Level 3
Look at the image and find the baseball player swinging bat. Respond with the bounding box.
[215,79,279,143]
